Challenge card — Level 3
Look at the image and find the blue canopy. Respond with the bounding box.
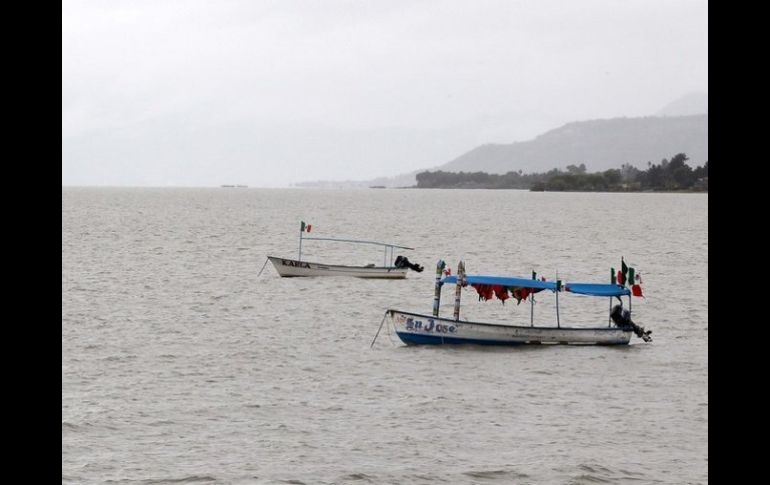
[564,283,630,297]
[441,275,559,291]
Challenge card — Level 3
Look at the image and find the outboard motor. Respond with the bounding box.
[610,304,652,342]
[394,255,424,272]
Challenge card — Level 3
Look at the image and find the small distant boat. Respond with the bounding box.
[379,259,651,346]
[265,222,423,279]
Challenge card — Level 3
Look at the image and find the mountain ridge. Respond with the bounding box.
[438,114,707,175]
[296,93,708,188]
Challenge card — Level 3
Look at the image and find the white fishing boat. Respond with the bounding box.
[263,222,423,279]
[266,256,411,278]
[373,259,651,346]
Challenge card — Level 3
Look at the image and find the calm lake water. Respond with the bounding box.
[62,188,708,484]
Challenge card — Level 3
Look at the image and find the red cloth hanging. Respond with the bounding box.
[511,287,531,305]
[472,284,495,301]
[493,285,509,302]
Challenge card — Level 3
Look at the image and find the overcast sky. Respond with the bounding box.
[62,0,708,187]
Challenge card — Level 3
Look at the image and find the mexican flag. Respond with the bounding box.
[620,257,629,286]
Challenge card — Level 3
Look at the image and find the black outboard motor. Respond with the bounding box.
[611,304,652,342]
[394,255,424,272]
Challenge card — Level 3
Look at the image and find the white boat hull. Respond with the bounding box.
[268,256,408,279]
[388,310,632,345]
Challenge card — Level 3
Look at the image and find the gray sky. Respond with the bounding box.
[62,0,708,187]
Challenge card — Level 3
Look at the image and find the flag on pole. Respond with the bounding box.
[300,221,312,232]
[631,271,644,297]
[618,256,633,285]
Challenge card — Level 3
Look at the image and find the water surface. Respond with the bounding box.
[62,188,708,484]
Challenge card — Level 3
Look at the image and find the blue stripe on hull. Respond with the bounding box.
[395,332,630,346]
[396,332,527,346]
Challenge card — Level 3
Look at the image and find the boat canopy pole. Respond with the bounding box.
[531,270,536,327]
[453,261,465,321]
[628,267,634,315]
[555,279,562,328]
[383,245,397,266]
[433,260,446,317]
[609,267,616,326]
[301,237,414,250]
[298,236,412,267]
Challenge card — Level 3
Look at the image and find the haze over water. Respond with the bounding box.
[62,188,708,484]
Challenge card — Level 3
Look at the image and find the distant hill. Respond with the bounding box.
[297,93,709,188]
[437,114,708,175]
[656,92,708,116]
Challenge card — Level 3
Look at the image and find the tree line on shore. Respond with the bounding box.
[414,153,707,191]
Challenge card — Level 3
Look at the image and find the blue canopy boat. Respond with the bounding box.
[378,259,651,346]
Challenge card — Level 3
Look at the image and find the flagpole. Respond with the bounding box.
[298,223,303,261]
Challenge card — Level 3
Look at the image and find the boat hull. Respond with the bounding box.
[267,256,408,278]
[388,310,632,345]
